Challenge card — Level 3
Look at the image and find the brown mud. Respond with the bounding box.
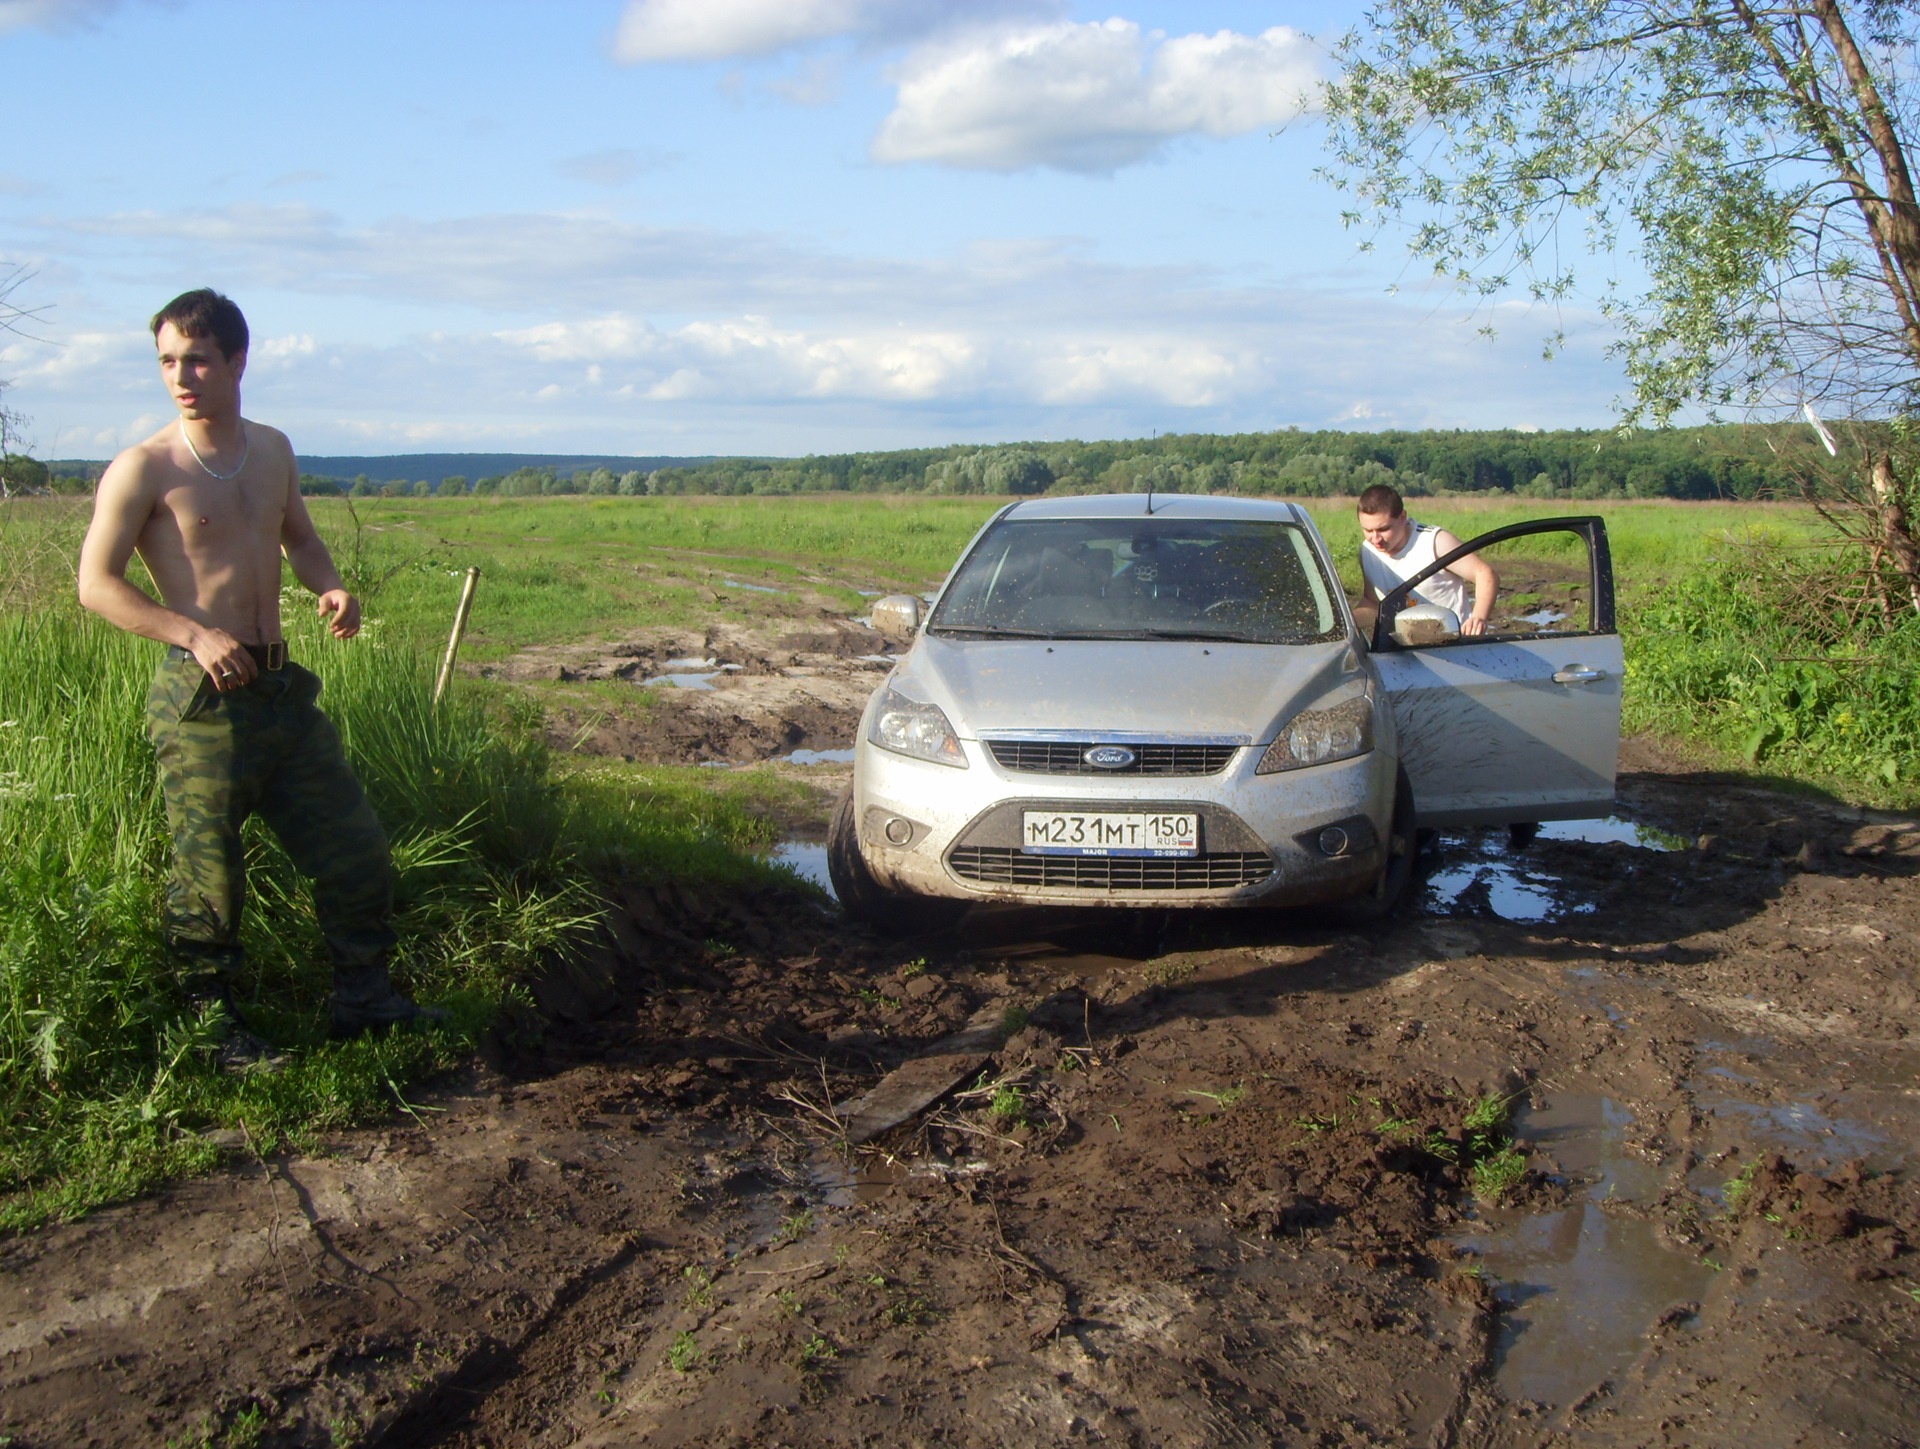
[5,611,1919,1448]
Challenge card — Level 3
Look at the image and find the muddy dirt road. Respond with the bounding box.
[4,615,1917,1448]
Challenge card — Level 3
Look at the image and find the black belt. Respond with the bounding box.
[169,641,289,672]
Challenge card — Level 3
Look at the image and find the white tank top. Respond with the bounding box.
[1360,519,1470,620]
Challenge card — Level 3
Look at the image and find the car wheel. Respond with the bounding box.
[826,787,969,935]
[1329,769,1415,924]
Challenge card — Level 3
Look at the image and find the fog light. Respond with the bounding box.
[884,816,915,845]
[1317,826,1350,857]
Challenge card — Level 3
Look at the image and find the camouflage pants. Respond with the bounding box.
[146,647,395,991]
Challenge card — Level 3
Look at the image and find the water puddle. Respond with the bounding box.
[1694,1093,1895,1169]
[723,578,785,594]
[1537,816,1687,850]
[1519,607,1569,627]
[644,661,742,690]
[1422,815,1680,922]
[1421,857,1567,922]
[810,1154,914,1208]
[1456,1093,1714,1408]
[778,748,855,766]
[772,840,834,898]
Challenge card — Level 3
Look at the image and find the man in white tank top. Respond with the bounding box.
[1354,484,1498,635]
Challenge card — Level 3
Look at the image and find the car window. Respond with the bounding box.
[930,517,1343,644]
[1370,516,1616,647]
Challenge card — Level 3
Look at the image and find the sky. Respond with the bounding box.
[0,0,1632,460]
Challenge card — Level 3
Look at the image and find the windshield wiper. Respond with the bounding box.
[1128,627,1255,642]
[927,624,1058,639]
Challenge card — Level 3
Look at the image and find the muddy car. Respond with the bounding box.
[828,494,1620,929]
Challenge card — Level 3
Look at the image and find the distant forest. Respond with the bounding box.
[23,424,1824,502]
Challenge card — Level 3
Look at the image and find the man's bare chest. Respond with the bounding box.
[150,475,284,559]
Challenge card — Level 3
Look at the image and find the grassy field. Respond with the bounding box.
[0,487,1898,1229]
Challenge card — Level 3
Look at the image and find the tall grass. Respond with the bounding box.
[0,561,790,1230]
[1626,535,1920,801]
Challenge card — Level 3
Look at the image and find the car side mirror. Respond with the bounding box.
[1390,601,1461,647]
[870,594,924,640]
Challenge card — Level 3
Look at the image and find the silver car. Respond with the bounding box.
[828,494,1621,929]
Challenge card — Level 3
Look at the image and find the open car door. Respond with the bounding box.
[1370,516,1621,827]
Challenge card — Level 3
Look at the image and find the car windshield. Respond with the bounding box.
[928,516,1345,644]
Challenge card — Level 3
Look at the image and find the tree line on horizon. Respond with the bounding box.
[18,421,1822,503]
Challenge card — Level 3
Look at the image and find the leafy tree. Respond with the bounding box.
[350,478,376,498]
[501,467,551,498]
[0,264,48,497]
[617,469,647,495]
[440,474,469,496]
[1,453,47,495]
[472,475,500,496]
[984,448,1054,494]
[1323,0,1920,610]
[1324,1,1920,424]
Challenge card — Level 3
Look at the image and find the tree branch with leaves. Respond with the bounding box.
[1323,0,1920,615]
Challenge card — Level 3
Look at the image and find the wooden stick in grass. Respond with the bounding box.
[433,566,480,705]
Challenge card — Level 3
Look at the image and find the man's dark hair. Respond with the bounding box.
[150,289,249,360]
[1356,483,1404,517]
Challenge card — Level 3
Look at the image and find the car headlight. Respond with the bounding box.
[1256,694,1374,774]
[870,685,969,768]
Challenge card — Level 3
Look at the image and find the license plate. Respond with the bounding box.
[1021,810,1198,857]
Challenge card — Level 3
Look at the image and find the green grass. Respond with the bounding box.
[302,493,1005,659]
[1625,531,1920,804]
[668,1330,701,1372]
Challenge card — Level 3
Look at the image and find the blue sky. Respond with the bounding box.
[0,0,1629,460]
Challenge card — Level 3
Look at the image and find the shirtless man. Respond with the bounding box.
[1354,483,1498,637]
[77,288,439,1060]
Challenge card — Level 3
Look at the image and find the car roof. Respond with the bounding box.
[998,493,1313,526]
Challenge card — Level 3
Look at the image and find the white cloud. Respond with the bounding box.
[0,0,118,35]
[252,333,316,366]
[874,20,1322,173]
[496,314,979,402]
[1038,337,1243,407]
[611,0,1056,63]
[11,203,1628,454]
[612,0,886,63]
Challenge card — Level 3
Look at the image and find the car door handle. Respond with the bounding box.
[1552,664,1607,684]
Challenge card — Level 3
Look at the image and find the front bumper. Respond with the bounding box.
[853,735,1392,909]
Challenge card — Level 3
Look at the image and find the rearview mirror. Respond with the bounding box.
[870,594,924,640]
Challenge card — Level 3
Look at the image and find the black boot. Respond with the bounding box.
[175,942,286,1074]
[329,961,448,1038]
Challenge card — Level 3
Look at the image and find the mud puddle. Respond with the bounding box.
[1422,815,1683,922]
[1459,1092,1715,1408]
[771,840,833,895]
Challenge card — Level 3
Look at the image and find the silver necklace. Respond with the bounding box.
[180,420,249,480]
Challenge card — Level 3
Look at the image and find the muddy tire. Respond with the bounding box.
[1329,769,1416,925]
[827,788,969,935]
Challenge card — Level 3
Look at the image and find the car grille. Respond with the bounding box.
[947,846,1274,891]
[985,740,1240,776]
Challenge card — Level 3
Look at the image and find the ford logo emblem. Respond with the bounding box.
[1084,745,1136,769]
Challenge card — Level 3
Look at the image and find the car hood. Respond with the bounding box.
[901,635,1367,743]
